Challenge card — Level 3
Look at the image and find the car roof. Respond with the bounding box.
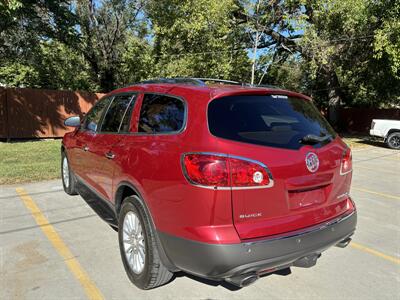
[107,82,311,101]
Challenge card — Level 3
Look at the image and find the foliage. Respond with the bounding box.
[146,0,250,81]
[0,0,78,62]
[118,35,155,85]
[0,41,98,90]
[0,0,399,111]
[74,0,148,91]
[295,0,400,108]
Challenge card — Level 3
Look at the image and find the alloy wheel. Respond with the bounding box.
[389,135,400,149]
[123,211,146,274]
[62,157,70,188]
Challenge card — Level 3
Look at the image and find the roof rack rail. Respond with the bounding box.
[138,77,242,86]
[192,78,241,85]
[134,77,279,89]
[139,78,206,86]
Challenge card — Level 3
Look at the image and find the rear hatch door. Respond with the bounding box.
[208,94,352,239]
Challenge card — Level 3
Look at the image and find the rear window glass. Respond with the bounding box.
[208,95,336,150]
[138,94,185,133]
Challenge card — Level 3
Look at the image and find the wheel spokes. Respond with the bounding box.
[122,211,146,274]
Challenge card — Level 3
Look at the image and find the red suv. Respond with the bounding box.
[62,78,356,289]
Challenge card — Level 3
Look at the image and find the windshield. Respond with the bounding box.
[208,95,336,150]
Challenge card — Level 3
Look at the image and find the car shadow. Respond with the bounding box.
[170,268,292,291]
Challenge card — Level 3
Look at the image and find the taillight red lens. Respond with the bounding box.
[182,153,272,188]
[182,154,230,187]
[229,157,270,187]
[340,148,352,175]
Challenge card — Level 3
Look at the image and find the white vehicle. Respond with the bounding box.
[370,119,400,149]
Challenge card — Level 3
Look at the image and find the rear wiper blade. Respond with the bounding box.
[299,134,332,145]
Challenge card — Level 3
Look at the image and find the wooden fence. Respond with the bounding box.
[0,87,104,139]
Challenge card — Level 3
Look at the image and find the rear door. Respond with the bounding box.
[88,93,137,200]
[208,94,352,239]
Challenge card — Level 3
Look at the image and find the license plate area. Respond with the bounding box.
[288,187,326,210]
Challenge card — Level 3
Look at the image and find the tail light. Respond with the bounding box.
[182,153,273,189]
[340,148,352,175]
[182,154,229,187]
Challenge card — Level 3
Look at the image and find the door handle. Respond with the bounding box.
[83,145,89,152]
[105,152,115,159]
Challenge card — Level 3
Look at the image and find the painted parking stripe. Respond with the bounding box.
[350,242,400,265]
[352,187,400,200]
[16,188,104,300]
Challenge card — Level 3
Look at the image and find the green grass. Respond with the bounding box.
[0,140,61,185]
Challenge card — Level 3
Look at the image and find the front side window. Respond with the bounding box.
[82,97,113,132]
[138,94,185,134]
[101,94,136,133]
[208,95,336,150]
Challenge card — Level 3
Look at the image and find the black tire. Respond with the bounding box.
[118,196,172,289]
[387,132,400,150]
[61,151,78,195]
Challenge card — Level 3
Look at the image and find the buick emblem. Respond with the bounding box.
[305,152,319,173]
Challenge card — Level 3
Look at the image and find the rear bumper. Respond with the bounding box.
[158,210,357,280]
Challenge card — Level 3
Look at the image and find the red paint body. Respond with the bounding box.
[64,84,355,245]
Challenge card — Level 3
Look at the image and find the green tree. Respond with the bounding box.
[298,0,399,122]
[0,0,78,65]
[235,0,399,123]
[147,0,250,81]
[74,0,149,91]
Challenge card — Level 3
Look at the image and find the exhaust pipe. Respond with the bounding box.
[226,273,259,288]
[336,237,352,248]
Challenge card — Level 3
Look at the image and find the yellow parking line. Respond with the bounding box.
[350,242,400,265]
[352,187,400,200]
[16,188,104,300]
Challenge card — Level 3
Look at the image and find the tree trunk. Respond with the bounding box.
[99,68,116,93]
[326,69,342,129]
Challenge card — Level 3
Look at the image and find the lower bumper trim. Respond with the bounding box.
[158,210,357,279]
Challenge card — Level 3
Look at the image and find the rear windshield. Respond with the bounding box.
[208,95,336,150]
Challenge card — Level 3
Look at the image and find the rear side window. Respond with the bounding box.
[82,97,113,132]
[138,94,185,133]
[101,94,135,133]
[208,95,336,150]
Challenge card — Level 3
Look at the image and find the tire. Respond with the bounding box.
[118,196,173,289]
[61,151,78,195]
[386,132,400,150]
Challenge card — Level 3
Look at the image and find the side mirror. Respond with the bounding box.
[64,116,81,128]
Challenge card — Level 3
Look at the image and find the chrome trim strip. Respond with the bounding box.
[340,169,353,176]
[180,152,274,190]
[336,192,350,199]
